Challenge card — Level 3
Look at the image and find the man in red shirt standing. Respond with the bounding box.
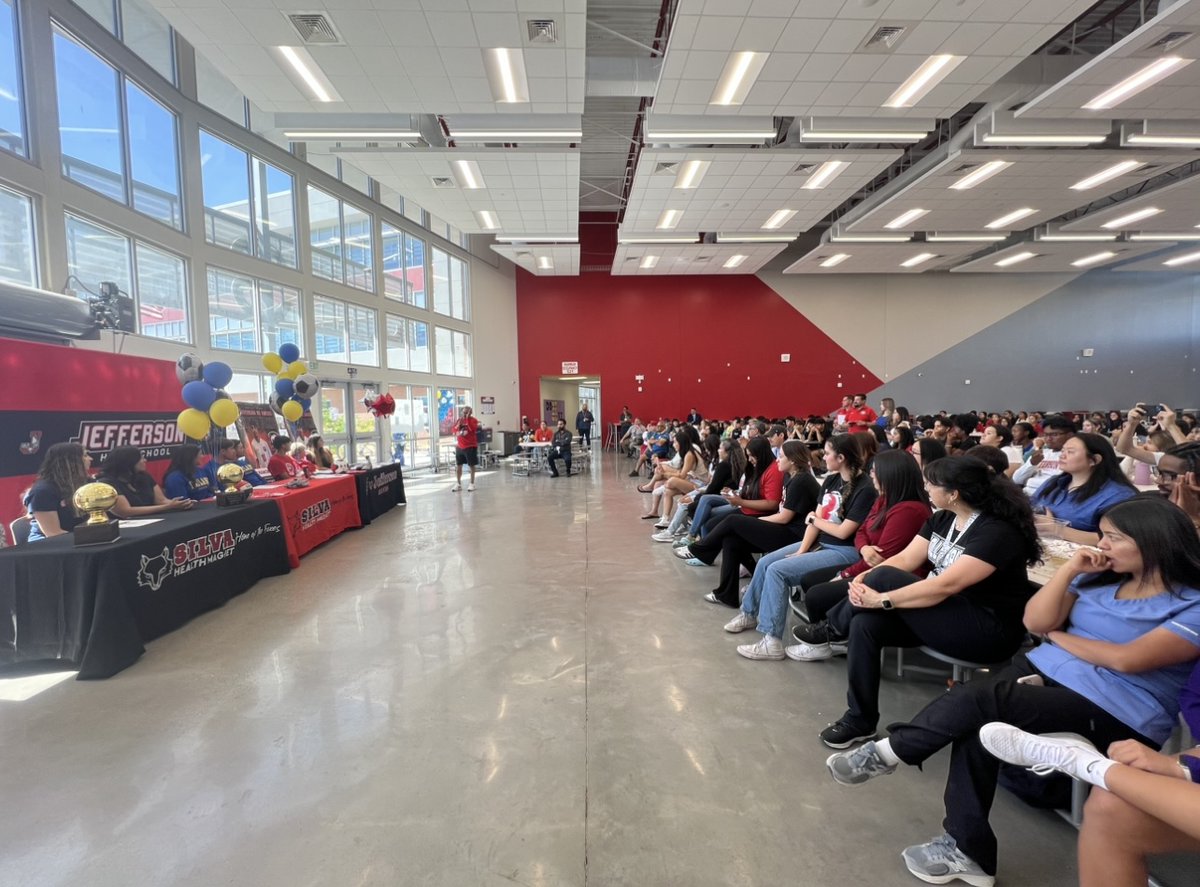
[844,393,878,429]
[452,405,481,492]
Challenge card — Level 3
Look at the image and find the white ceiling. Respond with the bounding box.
[845,148,1198,234]
[782,240,983,274]
[1018,0,1200,120]
[622,148,902,235]
[611,241,789,276]
[331,148,579,239]
[1059,169,1200,233]
[652,0,1097,118]
[490,243,581,276]
[949,239,1173,273]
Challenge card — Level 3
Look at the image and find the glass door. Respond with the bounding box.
[318,380,385,464]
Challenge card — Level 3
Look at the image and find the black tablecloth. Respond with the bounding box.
[0,500,290,678]
[352,463,406,525]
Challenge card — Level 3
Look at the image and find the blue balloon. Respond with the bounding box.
[275,378,295,398]
[202,360,233,389]
[182,380,217,411]
[300,398,312,410]
[278,342,301,364]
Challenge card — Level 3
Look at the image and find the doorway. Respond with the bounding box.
[317,380,386,464]
[538,375,601,443]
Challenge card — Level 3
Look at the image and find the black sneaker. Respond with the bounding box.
[820,718,878,749]
[792,621,844,646]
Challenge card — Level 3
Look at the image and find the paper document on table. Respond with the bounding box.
[118,519,164,528]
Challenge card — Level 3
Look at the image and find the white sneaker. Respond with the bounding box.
[785,642,833,661]
[653,520,670,529]
[467,483,475,492]
[723,611,757,633]
[451,483,461,492]
[651,530,676,542]
[902,834,995,887]
[673,545,693,560]
[737,635,785,660]
[978,723,1106,785]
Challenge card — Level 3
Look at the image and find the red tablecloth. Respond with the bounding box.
[253,476,362,567]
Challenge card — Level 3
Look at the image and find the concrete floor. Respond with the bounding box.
[0,453,1087,887]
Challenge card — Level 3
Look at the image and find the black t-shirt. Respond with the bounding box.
[24,479,82,539]
[702,460,734,497]
[918,511,1032,621]
[782,472,821,537]
[98,472,157,508]
[815,473,878,548]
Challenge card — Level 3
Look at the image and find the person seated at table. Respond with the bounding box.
[96,446,194,516]
[533,420,554,443]
[308,435,336,470]
[22,442,92,541]
[795,455,1040,749]
[548,419,574,478]
[824,496,1200,887]
[979,423,1023,476]
[231,441,267,486]
[163,444,219,501]
[1032,433,1137,544]
[290,443,317,476]
[267,436,301,482]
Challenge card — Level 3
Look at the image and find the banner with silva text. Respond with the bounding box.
[0,337,187,533]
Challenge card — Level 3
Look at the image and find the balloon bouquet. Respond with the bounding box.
[261,342,321,427]
[175,354,238,440]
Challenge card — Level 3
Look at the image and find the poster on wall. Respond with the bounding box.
[235,403,281,470]
[437,388,458,435]
[479,396,495,416]
[543,399,565,425]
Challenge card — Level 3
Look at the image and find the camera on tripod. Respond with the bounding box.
[87,281,136,332]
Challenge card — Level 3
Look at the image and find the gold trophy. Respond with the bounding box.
[215,462,252,507]
[72,482,121,546]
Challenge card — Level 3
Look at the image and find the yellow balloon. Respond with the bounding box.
[281,400,303,421]
[288,360,308,377]
[209,399,240,427]
[261,352,283,373]
[177,408,211,440]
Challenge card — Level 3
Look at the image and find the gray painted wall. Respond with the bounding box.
[877,271,1200,414]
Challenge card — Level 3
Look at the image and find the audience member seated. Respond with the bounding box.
[674,436,780,542]
[796,455,1040,749]
[97,445,194,517]
[824,496,1200,887]
[1031,433,1137,544]
[963,443,1011,478]
[889,424,916,453]
[308,434,337,469]
[913,436,948,472]
[630,422,671,477]
[548,419,574,478]
[290,444,317,476]
[650,431,711,523]
[1013,414,1077,496]
[533,420,554,443]
[721,434,877,660]
[266,436,301,482]
[683,441,820,606]
[163,444,219,501]
[979,423,1022,476]
[663,440,748,545]
[619,418,645,457]
[232,440,267,486]
[1116,403,1189,474]
[1010,421,1035,460]
[22,442,92,541]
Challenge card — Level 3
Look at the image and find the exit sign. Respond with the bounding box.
[562,361,579,374]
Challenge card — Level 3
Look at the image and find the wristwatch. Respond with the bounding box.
[880,595,894,611]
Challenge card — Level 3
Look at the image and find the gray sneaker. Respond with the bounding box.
[901,834,995,887]
[825,740,897,786]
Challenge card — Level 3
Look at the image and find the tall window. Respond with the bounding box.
[119,0,175,84]
[432,247,468,320]
[0,0,25,157]
[53,25,182,229]
[385,314,430,372]
[382,221,426,309]
[314,295,379,366]
[200,131,296,268]
[207,266,300,353]
[434,327,472,377]
[308,187,374,292]
[0,185,36,287]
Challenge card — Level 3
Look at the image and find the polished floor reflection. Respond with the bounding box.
[1,456,1088,886]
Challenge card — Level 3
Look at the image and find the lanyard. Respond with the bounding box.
[945,511,980,548]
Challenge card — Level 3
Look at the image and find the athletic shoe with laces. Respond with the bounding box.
[467,483,475,492]
[451,483,461,492]
[820,719,879,749]
[791,621,846,647]
[785,642,834,661]
[651,530,676,542]
[901,834,995,887]
[673,546,693,560]
[736,635,785,660]
[723,612,757,633]
[653,520,670,529]
[826,739,895,784]
[978,723,1103,784]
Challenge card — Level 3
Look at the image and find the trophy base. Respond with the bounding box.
[74,519,121,546]
[216,488,253,508]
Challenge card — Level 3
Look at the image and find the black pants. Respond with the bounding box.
[579,427,591,448]
[798,568,847,622]
[826,567,1026,730]
[688,514,801,606]
[547,446,571,476]
[887,656,1154,876]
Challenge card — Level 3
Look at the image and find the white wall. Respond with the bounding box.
[468,253,520,430]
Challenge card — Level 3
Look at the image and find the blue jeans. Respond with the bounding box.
[740,543,861,639]
[690,494,727,538]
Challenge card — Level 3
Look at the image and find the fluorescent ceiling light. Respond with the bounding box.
[1070,160,1143,191]
[977,110,1109,146]
[927,232,1007,242]
[884,208,929,230]
[985,207,1037,229]
[1037,231,1118,242]
[1131,233,1200,241]
[884,54,964,108]
[275,46,341,103]
[495,235,577,243]
[640,255,659,269]
[1101,207,1163,229]
[452,159,485,190]
[1164,249,1200,267]
[819,253,850,268]
[762,209,798,229]
[901,252,937,268]
[452,130,580,140]
[484,48,530,103]
[710,51,769,106]
[536,256,553,270]
[475,210,500,230]
[674,160,711,190]
[618,235,696,244]
[948,160,1012,191]
[799,130,928,142]
[715,233,793,243]
[1128,134,1200,145]
[801,160,848,190]
[830,232,911,243]
[979,133,1106,145]
[283,130,420,139]
[723,254,748,269]
[1083,57,1193,111]
[657,209,683,230]
[1071,251,1117,268]
[995,251,1037,267]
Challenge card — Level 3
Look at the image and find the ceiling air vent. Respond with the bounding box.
[1146,31,1194,53]
[655,161,680,175]
[859,24,909,52]
[789,163,816,176]
[286,12,343,45]
[430,176,456,189]
[527,19,558,44]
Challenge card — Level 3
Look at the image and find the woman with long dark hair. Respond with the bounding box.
[677,436,780,545]
[22,442,91,541]
[912,436,947,472]
[163,444,219,500]
[889,424,915,452]
[826,496,1200,887]
[97,446,194,517]
[723,434,877,660]
[648,430,711,525]
[1032,432,1136,543]
[683,440,820,605]
[307,435,336,469]
[668,438,750,544]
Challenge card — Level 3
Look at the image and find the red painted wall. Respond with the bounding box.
[515,271,881,429]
